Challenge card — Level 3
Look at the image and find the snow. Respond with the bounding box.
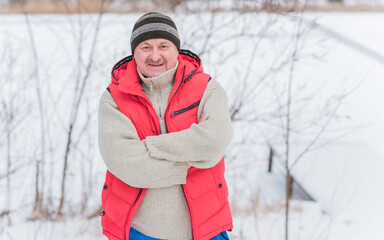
[0,11,384,240]
[1,216,104,240]
[290,11,384,225]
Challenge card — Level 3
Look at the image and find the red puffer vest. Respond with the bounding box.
[101,50,232,240]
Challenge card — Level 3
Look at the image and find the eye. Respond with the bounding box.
[161,45,168,49]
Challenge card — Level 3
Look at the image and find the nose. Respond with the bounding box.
[149,48,161,62]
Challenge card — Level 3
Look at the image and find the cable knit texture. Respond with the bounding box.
[132,61,192,239]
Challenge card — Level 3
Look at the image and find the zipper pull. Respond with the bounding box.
[170,112,177,118]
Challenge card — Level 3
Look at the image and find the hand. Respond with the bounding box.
[199,113,205,123]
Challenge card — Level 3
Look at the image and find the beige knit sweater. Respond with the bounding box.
[98,62,233,239]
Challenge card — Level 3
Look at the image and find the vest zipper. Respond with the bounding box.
[170,65,186,100]
[164,65,195,239]
[134,188,143,202]
[170,100,200,118]
[164,65,186,133]
[124,188,143,240]
[181,185,194,240]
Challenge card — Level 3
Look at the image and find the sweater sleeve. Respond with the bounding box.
[145,79,233,169]
[98,90,189,188]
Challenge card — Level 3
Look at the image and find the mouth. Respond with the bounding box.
[148,63,164,67]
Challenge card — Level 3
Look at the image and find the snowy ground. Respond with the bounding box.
[0,11,384,240]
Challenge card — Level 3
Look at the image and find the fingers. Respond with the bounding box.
[199,113,205,123]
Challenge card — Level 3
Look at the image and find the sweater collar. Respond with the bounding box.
[138,61,179,91]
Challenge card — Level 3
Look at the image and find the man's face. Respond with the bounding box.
[134,38,179,78]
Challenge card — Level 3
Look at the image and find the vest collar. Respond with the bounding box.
[110,50,204,99]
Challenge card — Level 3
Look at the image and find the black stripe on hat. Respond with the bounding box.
[133,16,177,32]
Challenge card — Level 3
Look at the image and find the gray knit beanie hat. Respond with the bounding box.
[130,11,181,54]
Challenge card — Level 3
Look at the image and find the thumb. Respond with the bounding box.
[199,113,205,123]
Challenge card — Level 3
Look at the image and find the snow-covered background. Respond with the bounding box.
[0,9,383,240]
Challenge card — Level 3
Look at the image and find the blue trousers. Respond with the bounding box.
[129,228,230,240]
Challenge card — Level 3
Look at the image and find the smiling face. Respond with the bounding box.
[134,38,179,78]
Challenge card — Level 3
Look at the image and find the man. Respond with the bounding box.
[98,12,233,240]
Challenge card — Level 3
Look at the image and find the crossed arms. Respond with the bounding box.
[98,79,232,188]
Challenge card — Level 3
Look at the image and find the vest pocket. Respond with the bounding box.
[185,168,220,223]
[168,100,201,131]
[101,214,125,240]
[102,171,114,204]
[111,177,140,205]
[170,100,200,118]
[101,171,141,240]
[211,159,229,207]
